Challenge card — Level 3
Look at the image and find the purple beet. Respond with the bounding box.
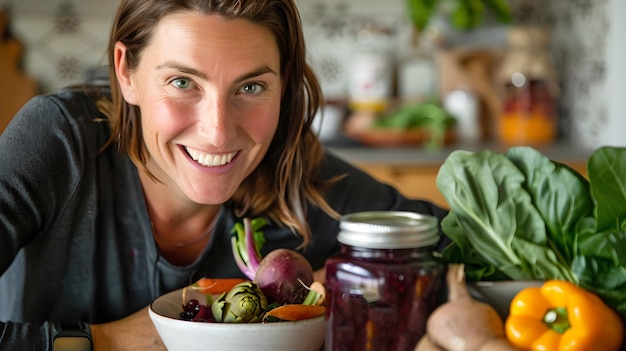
[254,248,314,304]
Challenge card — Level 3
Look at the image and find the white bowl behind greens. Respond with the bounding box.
[149,288,325,351]
[468,280,543,319]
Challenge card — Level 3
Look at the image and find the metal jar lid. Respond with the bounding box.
[338,211,439,249]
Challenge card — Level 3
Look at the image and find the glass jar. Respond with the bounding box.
[347,22,395,113]
[496,26,560,145]
[324,211,445,351]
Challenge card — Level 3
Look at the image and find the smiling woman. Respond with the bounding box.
[0,1,449,350]
[114,13,283,214]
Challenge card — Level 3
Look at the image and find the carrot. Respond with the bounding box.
[264,304,326,321]
[192,277,247,295]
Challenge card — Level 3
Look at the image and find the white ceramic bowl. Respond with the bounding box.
[149,288,326,351]
[468,280,543,319]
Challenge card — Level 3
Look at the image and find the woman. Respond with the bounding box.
[0,0,447,350]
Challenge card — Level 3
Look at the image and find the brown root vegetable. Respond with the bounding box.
[415,264,517,351]
[415,336,445,351]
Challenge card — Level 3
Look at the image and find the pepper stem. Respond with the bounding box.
[543,307,570,334]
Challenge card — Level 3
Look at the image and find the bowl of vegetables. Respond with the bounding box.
[149,284,326,351]
[149,217,327,351]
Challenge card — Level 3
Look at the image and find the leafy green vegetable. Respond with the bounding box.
[437,149,575,282]
[406,0,512,31]
[374,101,456,150]
[505,147,593,264]
[436,146,626,319]
[406,0,438,32]
[588,147,626,232]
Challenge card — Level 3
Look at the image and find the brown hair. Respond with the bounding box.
[101,0,340,247]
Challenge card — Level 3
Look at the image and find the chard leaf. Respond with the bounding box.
[578,230,626,267]
[505,146,593,263]
[437,150,572,281]
[440,213,502,281]
[588,146,626,232]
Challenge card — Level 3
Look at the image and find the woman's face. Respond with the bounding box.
[116,12,282,205]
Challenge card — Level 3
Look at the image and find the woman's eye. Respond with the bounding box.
[171,77,192,90]
[240,83,263,94]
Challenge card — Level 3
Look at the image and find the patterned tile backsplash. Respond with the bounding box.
[1,0,118,92]
[0,0,619,147]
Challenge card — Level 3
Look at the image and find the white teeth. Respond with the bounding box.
[185,147,236,167]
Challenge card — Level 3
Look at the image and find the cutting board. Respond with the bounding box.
[0,11,38,134]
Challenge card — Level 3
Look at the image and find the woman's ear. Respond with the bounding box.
[113,41,139,105]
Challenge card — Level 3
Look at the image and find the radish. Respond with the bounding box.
[231,217,315,305]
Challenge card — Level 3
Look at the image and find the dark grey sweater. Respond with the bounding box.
[0,89,448,350]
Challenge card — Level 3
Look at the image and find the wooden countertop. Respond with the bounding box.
[326,140,593,207]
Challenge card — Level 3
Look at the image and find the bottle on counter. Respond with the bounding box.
[443,85,479,143]
[324,211,445,351]
[496,26,560,145]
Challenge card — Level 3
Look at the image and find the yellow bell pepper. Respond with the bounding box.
[505,279,624,351]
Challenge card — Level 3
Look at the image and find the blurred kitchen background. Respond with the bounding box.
[1,0,624,149]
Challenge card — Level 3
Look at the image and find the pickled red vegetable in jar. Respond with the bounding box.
[324,211,445,351]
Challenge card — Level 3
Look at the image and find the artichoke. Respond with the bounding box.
[211,281,268,323]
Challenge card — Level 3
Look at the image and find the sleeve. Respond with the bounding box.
[0,93,87,269]
[0,322,52,351]
[0,93,95,351]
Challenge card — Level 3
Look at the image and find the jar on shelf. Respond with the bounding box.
[347,22,395,113]
[496,26,560,145]
[398,26,438,104]
[324,211,445,351]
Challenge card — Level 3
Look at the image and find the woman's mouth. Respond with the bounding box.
[185,146,237,167]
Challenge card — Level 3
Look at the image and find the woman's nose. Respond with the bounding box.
[196,96,236,146]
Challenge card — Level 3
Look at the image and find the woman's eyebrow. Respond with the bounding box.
[234,67,279,84]
[156,61,278,83]
[157,61,208,79]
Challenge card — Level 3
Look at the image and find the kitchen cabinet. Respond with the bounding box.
[329,143,591,209]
